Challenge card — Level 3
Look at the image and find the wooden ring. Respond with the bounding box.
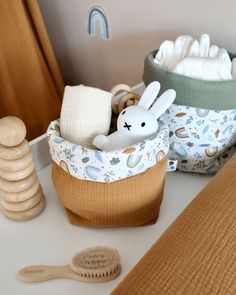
[126,100,133,107]
[111,84,132,98]
[111,84,133,114]
[117,92,140,113]
[1,180,40,202]
[0,172,36,193]
[112,104,119,114]
[0,194,45,221]
[0,140,30,160]
[1,188,43,212]
[0,151,32,172]
[0,162,35,181]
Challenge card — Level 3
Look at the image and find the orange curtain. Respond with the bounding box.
[0,0,64,140]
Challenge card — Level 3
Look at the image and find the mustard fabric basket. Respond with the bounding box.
[47,119,169,227]
[143,50,236,174]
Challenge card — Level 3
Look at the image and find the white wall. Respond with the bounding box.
[39,0,236,90]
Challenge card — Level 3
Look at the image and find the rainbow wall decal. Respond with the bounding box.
[87,6,110,40]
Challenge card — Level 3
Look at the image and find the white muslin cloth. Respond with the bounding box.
[60,85,112,148]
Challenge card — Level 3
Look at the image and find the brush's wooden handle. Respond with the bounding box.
[17,265,75,282]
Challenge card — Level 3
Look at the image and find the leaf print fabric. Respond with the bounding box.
[47,120,169,182]
[162,104,236,173]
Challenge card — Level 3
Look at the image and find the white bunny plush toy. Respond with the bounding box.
[92,81,176,151]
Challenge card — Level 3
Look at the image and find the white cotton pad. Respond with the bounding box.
[217,48,232,71]
[165,35,192,71]
[60,85,112,147]
[154,36,193,71]
[187,39,199,57]
[154,40,174,68]
[209,45,219,58]
[232,58,236,80]
[173,57,232,81]
[199,34,210,57]
[174,35,193,61]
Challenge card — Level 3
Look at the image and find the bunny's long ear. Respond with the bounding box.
[138,81,161,109]
[150,89,176,119]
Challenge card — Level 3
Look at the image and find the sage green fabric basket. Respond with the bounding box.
[143,50,236,173]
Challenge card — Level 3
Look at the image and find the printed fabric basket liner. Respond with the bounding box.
[143,50,236,174]
[47,119,169,228]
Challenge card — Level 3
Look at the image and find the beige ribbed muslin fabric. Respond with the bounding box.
[112,153,236,294]
[52,158,167,227]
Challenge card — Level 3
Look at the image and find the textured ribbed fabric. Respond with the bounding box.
[51,157,167,227]
[112,153,236,294]
[143,51,236,110]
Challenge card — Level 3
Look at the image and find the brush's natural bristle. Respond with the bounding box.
[71,246,120,278]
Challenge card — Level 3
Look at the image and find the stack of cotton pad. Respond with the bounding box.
[60,85,112,148]
[154,34,234,81]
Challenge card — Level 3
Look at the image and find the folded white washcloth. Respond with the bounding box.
[173,56,232,80]
[154,35,193,71]
[60,85,112,148]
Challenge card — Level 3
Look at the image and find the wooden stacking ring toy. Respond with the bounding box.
[0,116,46,221]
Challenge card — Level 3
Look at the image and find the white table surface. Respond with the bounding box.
[0,164,212,295]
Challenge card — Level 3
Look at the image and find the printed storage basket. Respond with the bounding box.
[47,119,169,227]
[143,50,236,174]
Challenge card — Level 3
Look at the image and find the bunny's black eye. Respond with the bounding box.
[141,122,145,127]
[122,111,126,115]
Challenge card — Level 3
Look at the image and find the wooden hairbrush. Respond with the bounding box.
[18,247,121,283]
